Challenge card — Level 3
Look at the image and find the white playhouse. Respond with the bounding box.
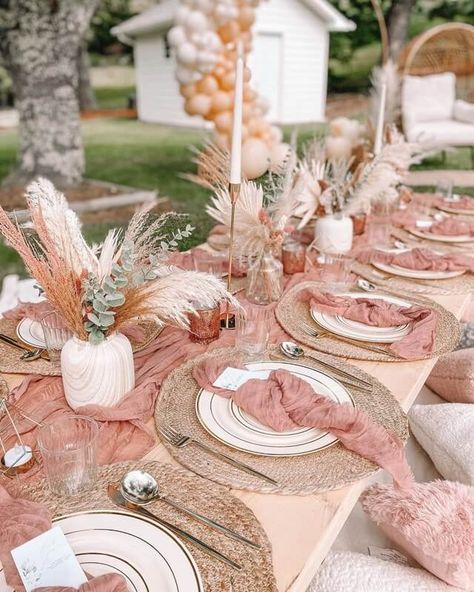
[113,0,355,127]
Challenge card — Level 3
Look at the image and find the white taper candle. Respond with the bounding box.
[229,42,244,185]
[374,81,387,155]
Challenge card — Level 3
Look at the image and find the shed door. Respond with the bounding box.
[251,33,283,122]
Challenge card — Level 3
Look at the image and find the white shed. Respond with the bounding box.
[113,0,355,127]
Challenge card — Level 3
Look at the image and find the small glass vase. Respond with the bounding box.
[246,250,283,305]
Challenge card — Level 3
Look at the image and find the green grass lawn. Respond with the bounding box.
[0,118,473,279]
[94,86,135,110]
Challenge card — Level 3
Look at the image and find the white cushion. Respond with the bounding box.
[402,73,456,124]
[409,403,474,485]
[405,119,474,146]
[309,551,458,592]
[454,99,474,124]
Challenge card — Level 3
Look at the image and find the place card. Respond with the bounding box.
[11,526,87,592]
[213,367,269,391]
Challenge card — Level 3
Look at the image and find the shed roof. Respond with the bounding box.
[112,0,355,40]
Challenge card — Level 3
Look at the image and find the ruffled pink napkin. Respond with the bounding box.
[437,196,474,210]
[193,359,413,487]
[0,485,126,592]
[300,289,438,359]
[427,217,474,237]
[357,247,474,273]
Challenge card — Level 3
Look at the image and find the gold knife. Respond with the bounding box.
[0,333,50,361]
[108,485,242,570]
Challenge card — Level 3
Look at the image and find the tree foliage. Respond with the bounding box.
[88,0,134,55]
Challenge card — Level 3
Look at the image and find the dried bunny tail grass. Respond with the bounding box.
[125,209,185,261]
[181,142,231,193]
[113,270,237,331]
[25,177,98,275]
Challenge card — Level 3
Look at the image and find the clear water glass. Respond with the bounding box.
[366,202,393,248]
[37,416,99,496]
[235,304,272,356]
[436,179,454,202]
[319,254,353,292]
[40,311,73,362]
[193,251,225,278]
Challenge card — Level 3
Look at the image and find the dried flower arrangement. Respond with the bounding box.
[0,178,233,344]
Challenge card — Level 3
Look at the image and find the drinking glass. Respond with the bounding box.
[188,304,221,344]
[37,416,98,496]
[436,179,454,202]
[366,202,393,248]
[235,304,272,356]
[40,311,73,362]
[282,240,306,275]
[319,254,353,292]
[193,251,225,278]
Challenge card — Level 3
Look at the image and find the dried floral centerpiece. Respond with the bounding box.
[0,178,233,409]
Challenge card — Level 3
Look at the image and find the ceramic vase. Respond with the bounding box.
[61,332,135,411]
[314,214,354,255]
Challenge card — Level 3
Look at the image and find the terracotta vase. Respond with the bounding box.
[61,333,135,411]
[314,214,354,255]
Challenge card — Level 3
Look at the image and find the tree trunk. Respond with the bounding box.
[387,0,416,61]
[0,0,99,187]
[77,42,97,112]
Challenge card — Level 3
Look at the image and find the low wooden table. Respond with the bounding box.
[3,292,471,591]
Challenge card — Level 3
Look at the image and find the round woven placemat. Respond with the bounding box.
[0,319,162,376]
[155,347,408,495]
[276,281,461,362]
[352,259,474,296]
[15,460,277,592]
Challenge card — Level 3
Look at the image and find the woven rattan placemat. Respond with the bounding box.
[275,281,461,362]
[0,318,162,376]
[16,460,277,592]
[155,347,408,495]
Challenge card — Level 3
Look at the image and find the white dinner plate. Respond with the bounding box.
[0,510,203,592]
[16,317,45,348]
[310,292,412,344]
[436,204,474,216]
[371,248,464,280]
[196,360,354,457]
[407,227,474,244]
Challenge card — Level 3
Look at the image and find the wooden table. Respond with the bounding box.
[3,292,471,592]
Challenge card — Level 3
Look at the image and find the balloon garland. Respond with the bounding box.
[167,0,290,179]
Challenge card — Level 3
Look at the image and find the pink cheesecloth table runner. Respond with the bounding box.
[0,485,127,592]
[192,358,413,488]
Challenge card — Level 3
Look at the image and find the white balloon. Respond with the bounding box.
[206,32,221,51]
[167,26,186,47]
[175,6,190,25]
[176,67,200,85]
[177,42,198,65]
[191,32,208,49]
[185,10,208,33]
[195,0,212,13]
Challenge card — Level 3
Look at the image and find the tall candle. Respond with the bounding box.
[229,43,244,185]
[374,81,387,155]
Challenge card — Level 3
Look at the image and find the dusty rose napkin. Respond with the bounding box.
[436,196,474,210]
[192,359,414,488]
[168,246,247,277]
[428,217,474,237]
[0,486,127,592]
[357,247,474,273]
[300,289,438,359]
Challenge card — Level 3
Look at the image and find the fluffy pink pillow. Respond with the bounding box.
[427,348,474,403]
[361,480,474,589]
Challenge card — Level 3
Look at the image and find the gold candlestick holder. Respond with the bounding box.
[221,182,241,330]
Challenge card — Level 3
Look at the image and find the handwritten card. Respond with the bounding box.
[212,367,270,391]
[11,526,87,592]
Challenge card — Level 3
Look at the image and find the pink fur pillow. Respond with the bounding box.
[361,480,474,589]
[427,348,474,403]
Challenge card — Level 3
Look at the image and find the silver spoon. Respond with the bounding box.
[121,470,260,548]
[20,348,45,362]
[278,341,371,389]
[356,278,377,292]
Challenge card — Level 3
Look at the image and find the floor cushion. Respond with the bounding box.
[427,347,474,403]
[361,480,474,589]
[409,403,474,485]
[309,551,462,591]
[403,73,456,124]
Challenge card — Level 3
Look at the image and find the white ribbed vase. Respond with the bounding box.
[61,332,135,411]
[314,214,354,255]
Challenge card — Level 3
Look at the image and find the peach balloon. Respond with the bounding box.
[185,94,212,116]
[242,102,253,123]
[269,125,283,144]
[220,72,236,91]
[243,67,252,83]
[180,83,196,99]
[239,6,255,30]
[215,133,230,150]
[218,21,240,44]
[196,75,219,95]
[241,138,271,179]
[243,86,256,102]
[214,110,233,133]
[211,90,232,112]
